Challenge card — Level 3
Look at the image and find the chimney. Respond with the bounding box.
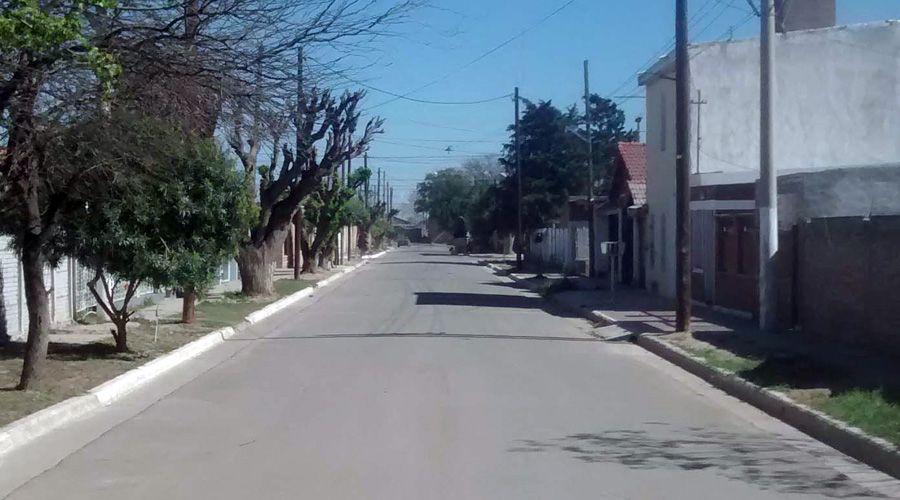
[776,0,836,33]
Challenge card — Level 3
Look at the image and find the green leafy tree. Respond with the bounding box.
[492,96,636,237]
[0,0,122,389]
[62,114,254,351]
[414,168,476,234]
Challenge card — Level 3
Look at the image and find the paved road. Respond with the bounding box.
[4,246,897,499]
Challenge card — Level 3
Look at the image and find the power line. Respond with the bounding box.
[366,0,577,111]
[376,139,499,153]
[383,138,502,144]
[604,0,722,100]
[307,57,513,106]
[368,154,493,159]
[612,9,756,107]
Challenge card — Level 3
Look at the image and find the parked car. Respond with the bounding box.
[397,236,410,246]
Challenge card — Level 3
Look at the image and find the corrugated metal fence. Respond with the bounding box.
[530,223,589,271]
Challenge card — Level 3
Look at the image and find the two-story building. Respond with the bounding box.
[638,1,900,349]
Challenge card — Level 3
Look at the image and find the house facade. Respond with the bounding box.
[639,19,900,301]
[638,14,900,351]
[1,236,241,343]
[593,142,647,286]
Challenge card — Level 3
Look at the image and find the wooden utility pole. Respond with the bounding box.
[346,141,352,262]
[691,90,707,174]
[293,46,304,279]
[515,86,523,270]
[364,153,370,208]
[759,0,778,331]
[675,0,692,332]
[376,168,382,204]
[583,60,596,278]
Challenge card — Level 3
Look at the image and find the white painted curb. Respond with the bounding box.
[0,257,378,461]
[90,326,236,405]
[362,248,389,260]
[245,288,314,324]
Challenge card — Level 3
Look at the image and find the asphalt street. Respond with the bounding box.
[4,245,897,499]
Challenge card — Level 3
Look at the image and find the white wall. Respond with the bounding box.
[691,21,900,176]
[0,236,73,341]
[641,20,900,298]
[644,76,678,297]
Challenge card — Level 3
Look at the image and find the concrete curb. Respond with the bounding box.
[482,259,900,479]
[638,334,900,480]
[362,248,389,260]
[0,256,379,460]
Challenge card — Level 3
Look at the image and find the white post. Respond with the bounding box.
[759,0,779,331]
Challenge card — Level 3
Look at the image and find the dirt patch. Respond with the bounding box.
[0,320,211,427]
[0,278,316,428]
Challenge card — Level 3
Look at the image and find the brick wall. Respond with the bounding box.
[797,216,900,354]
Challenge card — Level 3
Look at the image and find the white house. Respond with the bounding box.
[639,13,900,308]
[1,236,241,342]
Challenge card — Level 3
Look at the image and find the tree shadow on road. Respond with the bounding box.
[510,427,885,498]
[414,291,586,322]
[375,261,484,267]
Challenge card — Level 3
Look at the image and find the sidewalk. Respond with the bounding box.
[2,257,366,428]
[478,254,900,478]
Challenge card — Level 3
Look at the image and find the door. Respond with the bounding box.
[715,213,758,314]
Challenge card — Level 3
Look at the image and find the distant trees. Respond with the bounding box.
[489,95,636,235]
[415,96,636,251]
[414,168,478,232]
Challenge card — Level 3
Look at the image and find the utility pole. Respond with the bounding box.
[515,87,523,270]
[583,60,596,278]
[759,0,778,331]
[691,90,707,174]
[293,46,304,280]
[346,142,352,263]
[364,153,370,209]
[675,0,692,332]
[376,168,382,204]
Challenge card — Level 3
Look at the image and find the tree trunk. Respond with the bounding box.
[299,223,319,274]
[357,225,370,253]
[237,244,275,296]
[112,321,129,353]
[18,242,51,390]
[300,246,317,273]
[181,287,197,324]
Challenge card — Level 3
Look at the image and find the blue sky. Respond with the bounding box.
[323,0,900,206]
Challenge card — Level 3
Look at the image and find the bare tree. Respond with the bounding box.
[1,0,413,388]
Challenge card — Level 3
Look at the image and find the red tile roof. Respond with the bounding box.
[617,142,647,206]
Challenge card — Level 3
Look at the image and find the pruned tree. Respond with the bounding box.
[227,88,382,295]
[299,166,370,273]
[1,0,415,388]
